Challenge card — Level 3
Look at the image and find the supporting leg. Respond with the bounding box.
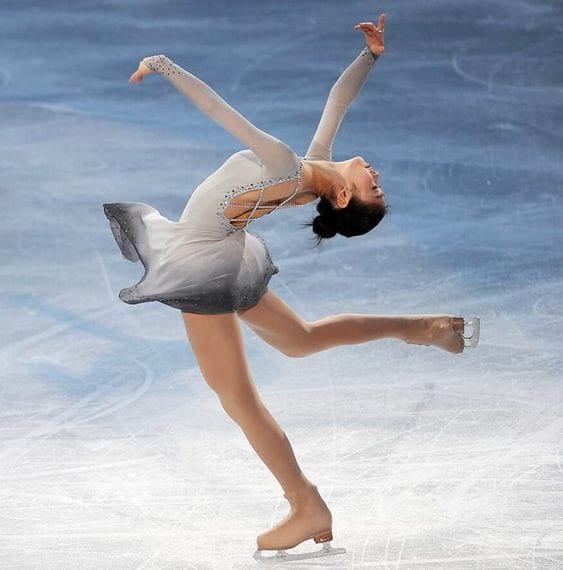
[181,310,313,494]
[227,400,314,494]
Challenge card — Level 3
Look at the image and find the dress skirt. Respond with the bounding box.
[103,202,279,314]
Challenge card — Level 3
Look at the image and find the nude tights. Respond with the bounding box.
[184,311,417,499]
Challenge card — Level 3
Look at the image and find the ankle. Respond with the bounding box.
[283,483,321,508]
[283,482,317,500]
[283,475,316,496]
[398,316,428,343]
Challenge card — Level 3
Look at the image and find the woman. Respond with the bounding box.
[103,12,479,563]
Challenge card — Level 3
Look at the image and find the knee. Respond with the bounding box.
[219,391,262,423]
[281,322,315,358]
[281,345,309,358]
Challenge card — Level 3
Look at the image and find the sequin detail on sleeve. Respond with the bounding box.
[142,54,181,76]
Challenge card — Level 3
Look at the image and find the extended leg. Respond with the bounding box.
[181,310,313,494]
[308,313,441,353]
[237,289,466,356]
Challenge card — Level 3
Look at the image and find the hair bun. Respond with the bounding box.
[313,214,337,239]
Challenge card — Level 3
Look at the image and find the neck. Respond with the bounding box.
[301,159,346,200]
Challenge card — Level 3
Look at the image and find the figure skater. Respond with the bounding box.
[103,12,480,563]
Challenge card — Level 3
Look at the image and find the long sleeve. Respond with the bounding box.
[305,47,380,161]
[141,54,296,173]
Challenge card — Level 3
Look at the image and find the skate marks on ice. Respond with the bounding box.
[236,322,563,568]
[451,30,562,96]
[322,381,562,567]
[0,352,155,467]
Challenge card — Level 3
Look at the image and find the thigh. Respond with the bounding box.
[181,311,260,405]
[236,289,312,352]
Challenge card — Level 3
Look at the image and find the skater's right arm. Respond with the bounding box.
[135,55,297,173]
[305,14,386,161]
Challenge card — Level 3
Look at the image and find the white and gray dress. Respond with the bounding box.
[103,47,379,314]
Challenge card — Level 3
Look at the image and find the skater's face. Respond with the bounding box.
[345,156,385,206]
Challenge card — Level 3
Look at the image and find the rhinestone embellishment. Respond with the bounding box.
[142,54,181,76]
[216,159,304,234]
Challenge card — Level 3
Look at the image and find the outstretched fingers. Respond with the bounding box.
[354,13,386,55]
[354,13,385,33]
[377,13,386,32]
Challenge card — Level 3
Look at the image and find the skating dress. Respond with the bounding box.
[103,47,379,314]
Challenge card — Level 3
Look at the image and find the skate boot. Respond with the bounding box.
[405,315,480,354]
[253,484,346,563]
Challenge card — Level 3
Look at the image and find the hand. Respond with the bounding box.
[128,61,153,83]
[354,13,386,55]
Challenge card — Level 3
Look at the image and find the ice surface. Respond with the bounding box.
[1,0,562,568]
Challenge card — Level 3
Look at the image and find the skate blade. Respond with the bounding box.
[462,316,480,348]
[253,541,346,563]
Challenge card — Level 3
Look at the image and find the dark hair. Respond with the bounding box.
[301,193,390,248]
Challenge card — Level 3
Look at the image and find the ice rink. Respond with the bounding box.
[1,0,562,567]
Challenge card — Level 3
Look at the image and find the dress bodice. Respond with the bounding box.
[175,149,303,237]
[215,155,305,234]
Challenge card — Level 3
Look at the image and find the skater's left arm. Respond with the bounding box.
[133,55,297,173]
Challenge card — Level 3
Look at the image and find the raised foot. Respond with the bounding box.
[253,540,346,563]
[406,315,480,354]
